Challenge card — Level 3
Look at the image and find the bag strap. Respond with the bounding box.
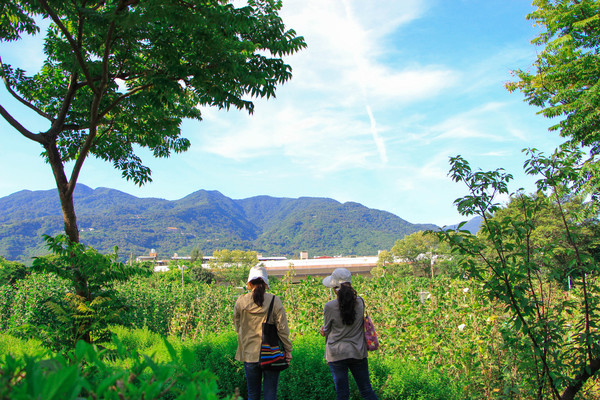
[265,296,276,323]
[360,297,368,318]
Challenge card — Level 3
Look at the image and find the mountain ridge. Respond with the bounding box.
[0,184,443,263]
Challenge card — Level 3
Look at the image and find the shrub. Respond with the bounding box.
[190,266,215,284]
[0,337,236,400]
[9,272,72,347]
[0,257,29,285]
[0,284,15,330]
[375,357,465,400]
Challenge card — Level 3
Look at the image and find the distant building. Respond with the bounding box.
[262,252,378,280]
[138,248,378,278]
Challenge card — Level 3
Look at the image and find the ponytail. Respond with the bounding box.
[338,282,357,325]
[250,278,266,307]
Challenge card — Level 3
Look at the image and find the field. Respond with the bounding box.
[3,265,598,399]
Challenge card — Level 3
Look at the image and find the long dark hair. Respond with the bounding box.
[250,278,266,307]
[338,282,357,325]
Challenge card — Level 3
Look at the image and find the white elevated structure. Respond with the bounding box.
[261,256,378,278]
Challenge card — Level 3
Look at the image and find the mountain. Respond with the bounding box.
[0,185,439,263]
[445,216,483,234]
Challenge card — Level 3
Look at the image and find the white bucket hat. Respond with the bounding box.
[247,263,269,286]
[322,268,352,288]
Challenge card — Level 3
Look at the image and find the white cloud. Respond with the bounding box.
[431,102,511,141]
[199,0,457,174]
[200,105,381,172]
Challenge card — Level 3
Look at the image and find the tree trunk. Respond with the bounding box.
[57,185,80,243]
[560,357,600,400]
[43,141,80,242]
[44,141,91,343]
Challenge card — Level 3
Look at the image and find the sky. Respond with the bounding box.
[0,0,566,227]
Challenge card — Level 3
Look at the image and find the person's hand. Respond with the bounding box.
[320,326,326,337]
[285,351,292,362]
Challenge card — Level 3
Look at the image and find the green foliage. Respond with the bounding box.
[2,0,306,185]
[209,249,257,285]
[8,272,72,347]
[376,359,463,400]
[30,235,151,349]
[391,231,452,278]
[0,256,29,285]
[190,266,215,284]
[114,276,241,338]
[439,148,600,400]
[506,0,600,153]
[0,327,467,400]
[0,336,236,400]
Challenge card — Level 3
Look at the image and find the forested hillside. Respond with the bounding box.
[0,185,438,262]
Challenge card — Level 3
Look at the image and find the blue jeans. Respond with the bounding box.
[328,358,379,400]
[244,362,281,400]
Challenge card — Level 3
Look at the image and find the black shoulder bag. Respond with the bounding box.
[259,296,289,371]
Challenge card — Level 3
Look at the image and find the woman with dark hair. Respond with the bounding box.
[320,268,379,400]
[234,264,292,400]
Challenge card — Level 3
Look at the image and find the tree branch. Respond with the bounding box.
[66,0,130,198]
[0,104,43,143]
[1,57,53,121]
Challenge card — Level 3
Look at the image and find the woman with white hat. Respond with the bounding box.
[234,264,292,400]
[320,268,379,400]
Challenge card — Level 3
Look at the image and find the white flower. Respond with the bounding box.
[458,324,466,331]
[463,288,469,293]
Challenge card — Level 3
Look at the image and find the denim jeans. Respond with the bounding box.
[328,358,379,400]
[244,362,281,400]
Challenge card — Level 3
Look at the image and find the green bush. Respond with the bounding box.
[0,337,235,400]
[375,357,465,400]
[0,332,49,359]
[9,272,72,346]
[0,284,15,330]
[278,333,336,400]
[190,266,215,284]
[0,257,29,285]
[0,327,472,400]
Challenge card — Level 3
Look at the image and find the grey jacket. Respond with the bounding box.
[322,296,367,362]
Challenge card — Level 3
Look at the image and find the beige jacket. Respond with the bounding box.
[234,292,292,363]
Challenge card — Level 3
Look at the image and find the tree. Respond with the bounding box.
[209,249,257,285]
[189,265,214,284]
[391,231,450,278]
[1,0,304,243]
[1,0,305,324]
[506,0,600,154]
[190,246,203,263]
[483,189,599,287]
[439,148,600,400]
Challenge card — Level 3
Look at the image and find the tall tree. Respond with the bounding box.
[0,0,305,327]
[506,0,600,153]
[440,148,600,400]
[1,0,305,245]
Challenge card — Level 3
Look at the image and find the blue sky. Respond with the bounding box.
[0,0,565,227]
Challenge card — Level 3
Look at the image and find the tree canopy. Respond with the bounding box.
[506,0,600,153]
